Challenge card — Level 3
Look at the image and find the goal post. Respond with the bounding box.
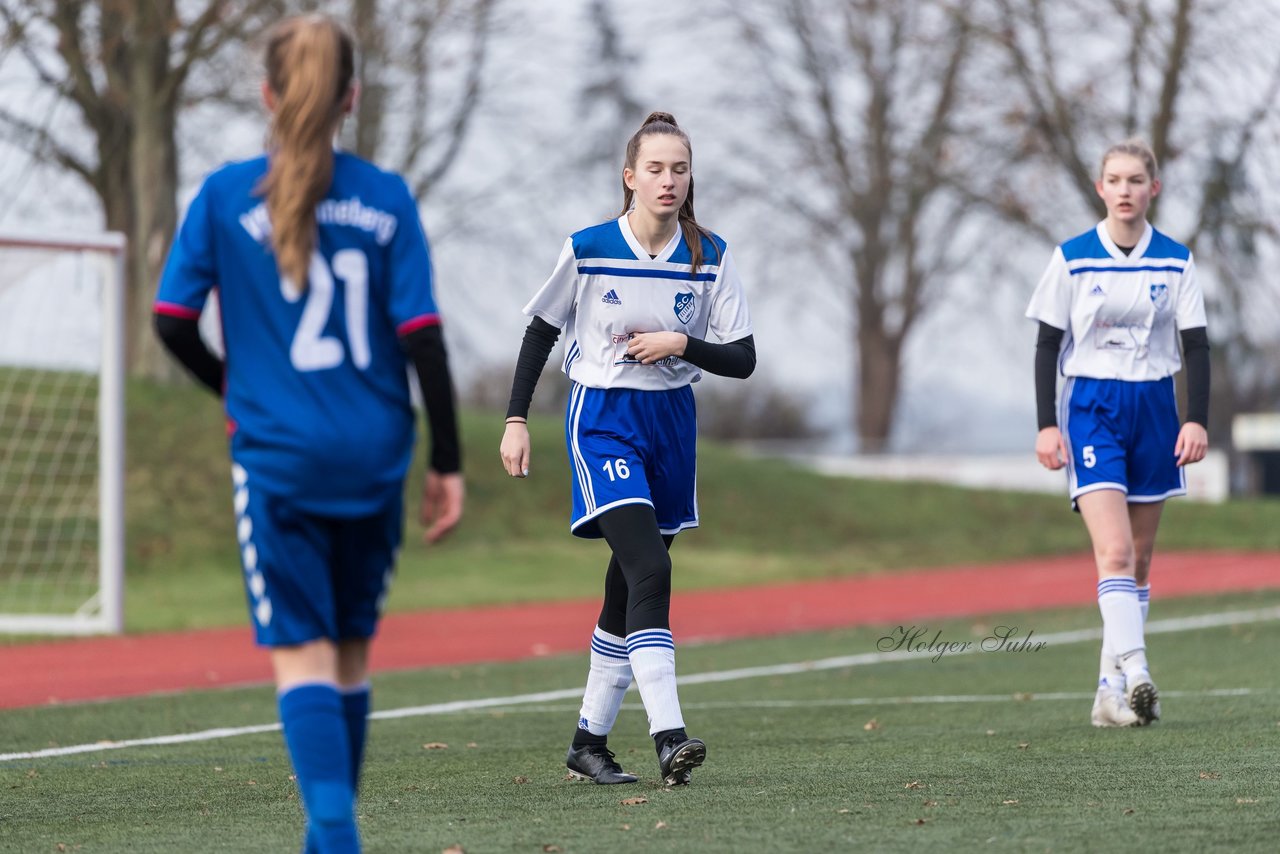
[0,229,126,634]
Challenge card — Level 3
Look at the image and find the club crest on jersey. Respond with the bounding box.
[674,292,695,324]
[601,288,622,305]
[1150,283,1169,310]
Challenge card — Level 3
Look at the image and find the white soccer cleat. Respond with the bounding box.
[1091,686,1141,728]
[1126,673,1160,726]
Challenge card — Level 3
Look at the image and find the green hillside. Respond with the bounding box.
[122,378,1280,633]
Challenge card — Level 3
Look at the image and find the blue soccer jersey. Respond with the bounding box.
[156,152,440,516]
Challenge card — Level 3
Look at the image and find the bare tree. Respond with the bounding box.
[0,0,283,377]
[344,0,498,201]
[574,0,643,186]
[982,0,1280,445]
[729,0,979,451]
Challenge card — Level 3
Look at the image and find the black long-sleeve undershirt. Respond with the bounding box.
[505,317,756,419]
[1034,322,1065,430]
[1180,326,1210,428]
[682,333,756,379]
[1033,321,1210,430]
[154,313,224,395]
[506,317,562,420]
[400,324,462,474]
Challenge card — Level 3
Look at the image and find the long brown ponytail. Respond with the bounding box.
[618,111,720,278]
[258,15,355,288]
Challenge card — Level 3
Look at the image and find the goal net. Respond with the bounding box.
[0,230,125,634]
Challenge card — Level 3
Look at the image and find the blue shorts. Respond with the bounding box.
[230,461,402,646]
[565,383,698,539]
[1060,376,1186,504]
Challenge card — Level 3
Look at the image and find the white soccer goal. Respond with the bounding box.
[0,229,125,634]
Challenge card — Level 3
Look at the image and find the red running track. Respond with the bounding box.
[1,550,1276,709]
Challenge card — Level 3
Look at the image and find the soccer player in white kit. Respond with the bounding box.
[1026,138,1210,728]
[500,112,754,785]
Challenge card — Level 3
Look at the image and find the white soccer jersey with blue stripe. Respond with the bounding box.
[1026,222,1206,381]
[524,215,753,391]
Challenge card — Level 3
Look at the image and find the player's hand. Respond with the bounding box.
[500,421,531,478]
[420,470,464,544]
[1036,426,1067,470]
[1174,421,1208,467]
[626,331,687,364]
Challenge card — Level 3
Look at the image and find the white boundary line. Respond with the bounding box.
[2,606,1277,763]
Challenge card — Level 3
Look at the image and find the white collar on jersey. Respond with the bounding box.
[618,213,681,263]
[1095,220,1153,260]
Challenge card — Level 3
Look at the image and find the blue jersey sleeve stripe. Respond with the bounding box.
[577,266,716,282]
[1068,265,1185,276]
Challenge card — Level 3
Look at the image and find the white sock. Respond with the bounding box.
[1138,584,1150,623]
[1098,644,1124,692]
[577,627,632,736]
[626,628,685,735]
[1097,577,1148,680]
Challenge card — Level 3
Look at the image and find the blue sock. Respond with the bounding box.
[278,683,360,854]
[341,684,371,791]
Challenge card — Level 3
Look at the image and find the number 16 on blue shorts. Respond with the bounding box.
[565,383,699,539]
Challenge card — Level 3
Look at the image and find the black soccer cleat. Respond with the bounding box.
[657,734,706,786]
[566,744,638,784]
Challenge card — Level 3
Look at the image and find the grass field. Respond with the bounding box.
[3,590,1277,852]
[97,378,1280,632]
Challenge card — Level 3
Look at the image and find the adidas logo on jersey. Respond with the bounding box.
[1090,285,1106,297]
[601,289,622,305]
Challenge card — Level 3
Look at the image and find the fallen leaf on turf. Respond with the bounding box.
[1002,799,1019,805]
[1237,798,1258,804]
[514,776,530,784]
[443,846,465,854]
[837,809,851,814]
[422,743,448,750]
[542,846,562,852]
[621,797,648,806]
[1123,808,1135,816]
[863,718,880,730]
[214,767,223,772]
[913,818,926,825]
[1017,743,1030,750]
[466,743,478,748]
[620,824,631,830]
[655,821,668,830]
[56,846,66,852]
[245,780,257,786]
[923,800,938,807]
[905,781,924,789]
[1198,771,1221,780]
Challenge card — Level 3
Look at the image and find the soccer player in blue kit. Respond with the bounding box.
[153,15,463,852]
[1026,138,1209,728]
[500,112,755,786]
